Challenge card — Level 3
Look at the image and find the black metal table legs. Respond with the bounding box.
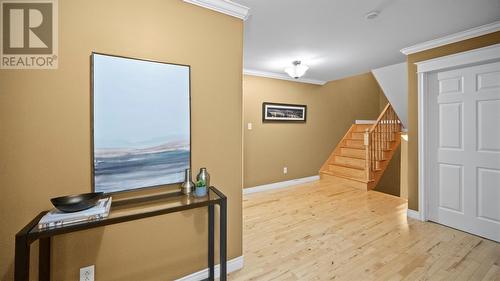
[14,235,30,281]
[208,198,227,281]
[14,236,51,281]
[208,204,215,280]
[39,237,51,281]
[220,198,227,281]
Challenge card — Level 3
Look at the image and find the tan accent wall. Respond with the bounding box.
[406,31,500,210]
[243,73,383,188]
[400,134,409,200]
[375,146,401,197]
[379,88,389,112]
[0,1,243,280]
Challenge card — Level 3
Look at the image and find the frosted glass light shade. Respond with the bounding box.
[285,61,309,79]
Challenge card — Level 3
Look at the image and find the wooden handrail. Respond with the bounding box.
[369,102,391,133]
[364,103,402,181]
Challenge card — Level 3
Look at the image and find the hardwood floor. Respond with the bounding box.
[229,179,500,281]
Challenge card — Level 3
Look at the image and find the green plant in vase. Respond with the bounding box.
[195,179,207,197]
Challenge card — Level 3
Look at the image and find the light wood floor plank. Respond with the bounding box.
[229,180,500,281]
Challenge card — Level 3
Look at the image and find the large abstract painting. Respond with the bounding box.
[92,53,190,193]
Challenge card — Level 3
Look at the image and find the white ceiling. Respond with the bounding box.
[235,0,500,82]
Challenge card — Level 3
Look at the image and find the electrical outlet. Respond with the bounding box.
[80,265,94,281]
[283,167,287,174]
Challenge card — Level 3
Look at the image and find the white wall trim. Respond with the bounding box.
[243,68,327,85]
[417,71,428,223]
[415,44,500,73]
[407,209,423,221]
[355,120,376,124]
[401,21,500,55]
[183,0,250,20]
[416,43,500,223]
[244,175,320,195]
[175,256,244,281]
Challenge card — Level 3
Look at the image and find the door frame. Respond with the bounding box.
[415,43,500,221]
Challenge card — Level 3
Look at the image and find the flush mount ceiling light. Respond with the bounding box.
[284,60,309,79]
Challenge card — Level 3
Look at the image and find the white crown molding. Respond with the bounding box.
[243,175,320,195]
[175,256,244,281]
[243,69,327,85]
[415,43,500,73]
[183,0,250,20]
[400,21,500,55]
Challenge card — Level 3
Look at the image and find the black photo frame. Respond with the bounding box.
[262,102,307,123]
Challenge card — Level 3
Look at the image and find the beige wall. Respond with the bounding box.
[243,73,384,188]
[0,1,243,280]
[406,31,500,210]
[375,146,401,197]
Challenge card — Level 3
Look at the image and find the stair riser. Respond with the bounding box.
[320,173,368,191]
[339,148,366,158]
[333,156,365,168]
[352,124,373,132]
[344,139,364,147]
[328,165,366,179]
[351,132,397,140]
[350,132,365,140]
[368,152,391,161]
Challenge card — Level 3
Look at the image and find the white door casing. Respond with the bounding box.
[416,44,500,242]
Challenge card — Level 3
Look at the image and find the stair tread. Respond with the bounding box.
[328,165,366,179]
[320,170,372,183]
[329,162,365,170]
[343,145,365,149]
[345,138,396,142]
[341,146,392,152]
[340,146,365,151]
[334,153,366,160]
[334,153,389,161]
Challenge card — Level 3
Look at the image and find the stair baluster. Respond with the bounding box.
[366,103,402,181]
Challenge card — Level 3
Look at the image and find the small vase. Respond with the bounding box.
[181,168,195,195]
[195,186,207,197]
[196,168,210,188]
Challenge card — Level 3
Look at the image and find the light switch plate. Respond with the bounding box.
[247,123,252,130]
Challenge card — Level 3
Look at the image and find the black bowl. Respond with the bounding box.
[50,192,104,213]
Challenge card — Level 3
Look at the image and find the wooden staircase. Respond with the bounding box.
[320,103,402,190]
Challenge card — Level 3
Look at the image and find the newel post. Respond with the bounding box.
[364,129,370,181]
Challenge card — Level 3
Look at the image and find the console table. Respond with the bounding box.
[15,186,227,281]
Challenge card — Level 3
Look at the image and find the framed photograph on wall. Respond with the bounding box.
[262,102,307,122]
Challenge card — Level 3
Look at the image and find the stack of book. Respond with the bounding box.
[38,197,112,229]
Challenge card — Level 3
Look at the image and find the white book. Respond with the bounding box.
[38,197,112,229]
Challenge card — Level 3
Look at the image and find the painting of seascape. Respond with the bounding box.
[92,53,190,193]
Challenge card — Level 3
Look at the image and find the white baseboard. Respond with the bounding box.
[243,175,320,195]
[175,256,244,281]
[407,209,423,221]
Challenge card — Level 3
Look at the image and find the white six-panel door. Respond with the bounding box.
[428,61,500,242]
